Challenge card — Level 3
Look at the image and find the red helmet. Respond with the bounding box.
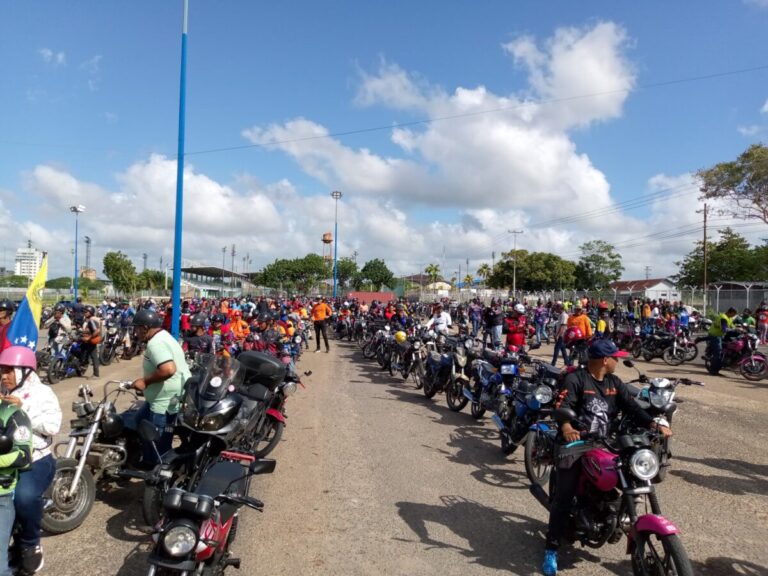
[0,346,37,370]
[563,327,584,346]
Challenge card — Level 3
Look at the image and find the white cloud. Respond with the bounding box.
[744,0,768,8]
[737,125,762,136]
[79,55,102,74]
[38,48,66,65]
[761,99,768,114]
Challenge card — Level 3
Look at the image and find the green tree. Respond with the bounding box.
[697,143,768,224]
[360,259,394,291]
[254,254,329,294]
[103,251,137,294]
[0,275,31,288]
[463,274,473,286]
[46,276,73,290]
[674,227,762,285]
[335,257,359,289]
[476,263,492,285]
[137,269,166,291]
[574,240,623,290]
[424,263,441,286]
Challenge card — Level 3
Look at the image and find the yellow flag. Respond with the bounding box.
[27,254,48,326]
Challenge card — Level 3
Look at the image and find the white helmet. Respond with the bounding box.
[514,303,526,314]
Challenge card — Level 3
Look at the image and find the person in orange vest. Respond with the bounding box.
[311,296,332,353]
[229,310,250,344]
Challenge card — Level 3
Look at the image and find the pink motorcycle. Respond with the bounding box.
[530,407,693,575]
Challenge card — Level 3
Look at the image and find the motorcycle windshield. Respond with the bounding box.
[187,353,245,403]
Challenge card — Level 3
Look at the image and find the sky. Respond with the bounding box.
[1,0,767,284]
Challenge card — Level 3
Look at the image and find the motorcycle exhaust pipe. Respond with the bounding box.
[491,413,505,431]
[529,483,550,511]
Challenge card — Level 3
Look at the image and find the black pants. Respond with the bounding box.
[545,460,581,550]
[314,320,329,351]
[80,341,100,376]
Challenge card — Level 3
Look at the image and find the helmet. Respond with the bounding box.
[211,314,226,324]
[257,313,270,323]
[394,331,407,344]
[0,300,16,312]
[563,327,584,346]
[84,305,96,315]
[514,304,525,314]
[189,313,207,328]
[0,346,37,370]
[133,308,163,328]
[54,304,66,313]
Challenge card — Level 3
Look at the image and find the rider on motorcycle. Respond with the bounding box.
[425,304,452,335]
[706,307,738,376]
[127,309,191,465]
[542,339,672,576]
[183,314,214,355]
[503,303,528,351]
[0,346,61,575]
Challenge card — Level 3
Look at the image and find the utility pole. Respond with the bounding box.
[644,266,651,280]
[231,244,236,289]
[84,236,92,270]
[492,251,495,270]
[702,203,708,315]
[352,250,358,265]
[221,246,226,296]
[508,229,524,300]
[142,252,148,272]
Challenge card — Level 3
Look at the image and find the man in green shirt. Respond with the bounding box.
[128,308,191,465]
[0,399,33,576]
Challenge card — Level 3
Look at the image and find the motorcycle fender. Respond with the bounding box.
[630,514,680,547]
[266,408,286,423]
[740,353,767,365]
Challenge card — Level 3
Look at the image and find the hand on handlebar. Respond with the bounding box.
[561,422,581,443]
[118,381,134,391]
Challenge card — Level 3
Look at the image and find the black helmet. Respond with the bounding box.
[211,314,226,324]
[257,313,270,323]
[190,313,207,328]
[54,304,67,313]
[133,308,163,328]
[84,305,96,315]
[0,300,15,312]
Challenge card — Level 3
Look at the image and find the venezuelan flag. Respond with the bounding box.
[6,254,48,351]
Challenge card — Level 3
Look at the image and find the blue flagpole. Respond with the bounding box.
[170,0,189,339]
[73,213,79,301]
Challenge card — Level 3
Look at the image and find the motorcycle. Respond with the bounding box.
[46,333,86,384]
[634,330,676,363]
[146,452,276,575]
[444,339,472,412]
[661,328,699,366]
[703,331,767,380]
[530,407,694,576]
[99,318,124,366]
[421,335,455,400]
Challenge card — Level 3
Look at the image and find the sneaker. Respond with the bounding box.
[314,350,321,354]
[21,545,44,574]
[542,550,557,576]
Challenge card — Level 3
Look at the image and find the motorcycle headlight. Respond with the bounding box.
[455,351,467,367]
[294,335,302,344]
[648,388,673,409]
[282,381,298,397]
[198,413,226,431]
[629,449,659,481]
[533,385,553,405]
[162,524,198,557]
[412,341,421,350]
[500,363,517,375]
[181,400,198,427]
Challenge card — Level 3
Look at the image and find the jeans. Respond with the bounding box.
[471,318,481,337]
[551,337,571,367]
[0,492,14,576]
[125,403,176,465]
[14,454,56,548]
[491,325,503,348]
[708,336,723,374]
[535,322,547,344]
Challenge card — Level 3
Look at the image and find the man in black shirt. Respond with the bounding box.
[542,339,671,576]
[183,314,214,355]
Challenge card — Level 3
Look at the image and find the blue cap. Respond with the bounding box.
[588,339,629,359]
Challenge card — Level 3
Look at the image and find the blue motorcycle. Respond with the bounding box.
[47,334,86,384]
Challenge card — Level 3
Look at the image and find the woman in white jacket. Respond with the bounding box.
[0,346,62,575]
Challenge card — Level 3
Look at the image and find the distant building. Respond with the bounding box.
[14,245,44,280]
[80,267,97,281]
[609,278,680,302]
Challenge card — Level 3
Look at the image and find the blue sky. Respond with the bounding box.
[1,0,767,281]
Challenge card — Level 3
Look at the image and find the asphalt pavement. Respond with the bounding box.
[39,338,768,575]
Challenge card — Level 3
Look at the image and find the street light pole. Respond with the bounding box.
[508,229,523,300]
[69,205,86,301]
[331,190,343,299]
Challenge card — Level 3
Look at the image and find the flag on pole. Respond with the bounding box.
[6,254,48,351]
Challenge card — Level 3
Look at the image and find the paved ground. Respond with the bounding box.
[39,339,768,575]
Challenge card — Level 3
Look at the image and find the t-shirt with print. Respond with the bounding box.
[143,329,191,415]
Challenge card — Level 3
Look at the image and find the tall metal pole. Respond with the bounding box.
[73,213,79,300]
[702,203,708,316]
[331,190,342,299]
[170,0,189,338]
[508,229,523,300]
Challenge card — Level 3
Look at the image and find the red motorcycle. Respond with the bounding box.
[146,451,276,575]
[704,331,767,380]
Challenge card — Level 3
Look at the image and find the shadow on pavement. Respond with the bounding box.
[670,455,768,496]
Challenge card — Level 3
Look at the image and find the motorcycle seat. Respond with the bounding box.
[538,364,561,379]
[196,460,249,498]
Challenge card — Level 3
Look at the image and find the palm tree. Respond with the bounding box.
[477,263,492,286]
[463,274,473,286]
[424,263,440,287]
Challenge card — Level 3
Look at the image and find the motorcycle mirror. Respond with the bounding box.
[138,419,161,443]
[249,458,277,475]
[553,406,577,424]
[622,359,634,368]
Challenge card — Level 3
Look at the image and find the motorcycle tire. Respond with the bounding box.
[41,458,96,534]
[362,341,376,359]
[411,359,425,390]
[631,341,643,359]
[99,343,115,366]
[142,484,164,528]
[740,356,768,381]
[422,375,438,399]
[501,430,518,455]
[47,359,64,385]
[376,345,387,368]
[470,401,485,419]
[445,378,469,412]
[683,343,698,361]
[253,420,284,458]
[388,351,399,377]
[642,350,654,362]
[524,431,553,489]
[662,347,685,367]
[631,533,693,576]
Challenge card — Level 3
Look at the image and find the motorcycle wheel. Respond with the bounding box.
[631,341,643,359]
[422,374,438,399]
[142,484,164,527]
[642,350,654,362]
[662,347,685,366]
[683,343,698,361]
[41,458,96,534]
[740,356,768,381]
[47,359,64,385]
[470,401,485,419]
[376,345,387,367]
[445,378,469,412]
[388,351,399,377]
[99,343,115,366]
[253,420,284,458]
[362,340,376,359]
[501,430,518,455]
[524,431,553,488]
[411,359,425,390]
[631,533,693,576]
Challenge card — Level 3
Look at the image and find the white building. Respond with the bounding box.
[609,278,681,302]
[14,246,44,280]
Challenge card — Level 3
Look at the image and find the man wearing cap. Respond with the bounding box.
[542,339,671,576]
